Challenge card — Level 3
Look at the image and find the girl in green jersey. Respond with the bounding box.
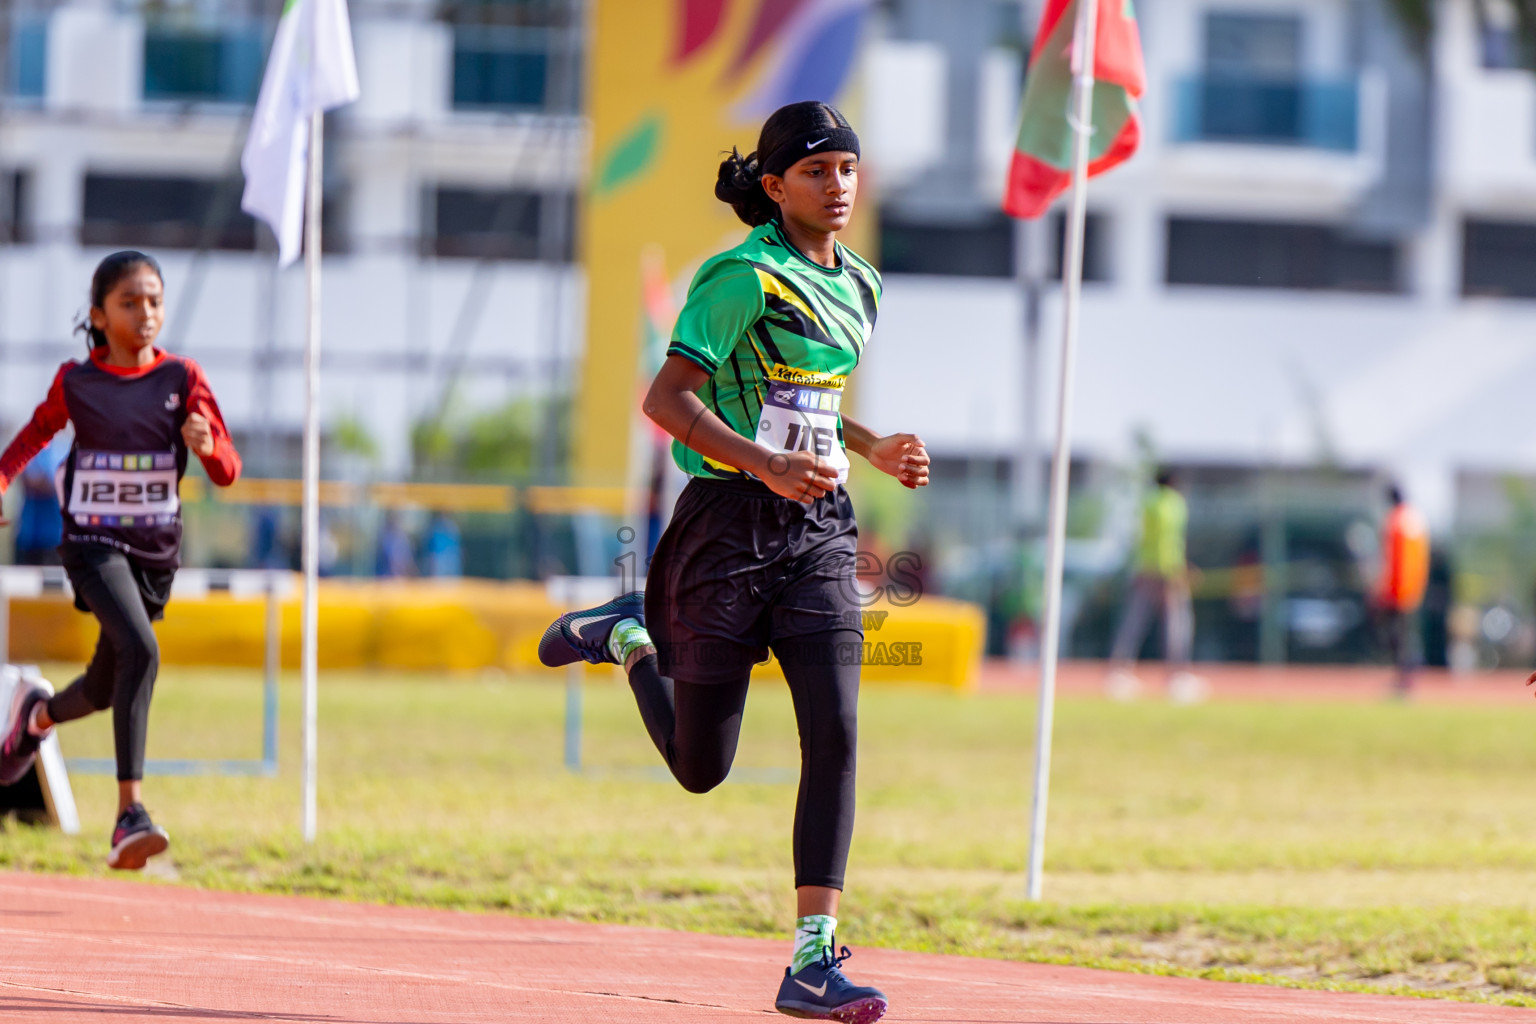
[540,101,928,1023]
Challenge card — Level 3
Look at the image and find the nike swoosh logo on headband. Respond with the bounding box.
[807,137,829,149]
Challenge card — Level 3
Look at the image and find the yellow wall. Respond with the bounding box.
[8,581,982,690]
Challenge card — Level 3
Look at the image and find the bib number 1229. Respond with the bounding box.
[79,479,173,505]
[68,450,180,520]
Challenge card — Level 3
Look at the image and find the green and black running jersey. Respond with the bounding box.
[666,219,882,480]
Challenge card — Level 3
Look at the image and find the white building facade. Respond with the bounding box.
[1,0,1534,532]
[859,0,1536,532]
[1,0,584,478]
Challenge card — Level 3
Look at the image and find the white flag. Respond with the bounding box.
[241,0,360,267]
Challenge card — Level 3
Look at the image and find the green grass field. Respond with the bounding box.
[6,665,1536,1005]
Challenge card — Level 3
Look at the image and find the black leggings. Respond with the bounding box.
[626,629,860,891]
[49,547,165,782]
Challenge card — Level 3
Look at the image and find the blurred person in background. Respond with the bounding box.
[249,507,291,570]
[13,438,66,565]
[422,512,462,578]
[1106,467,1205,703]
[1375,483,1429,697]
[375,511,415,578]
[313,512,341,577]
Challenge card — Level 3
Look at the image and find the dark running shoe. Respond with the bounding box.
[107,803,170,871]
[775,942,888,1023]
[538,592,645,667]
[0,678,54,787]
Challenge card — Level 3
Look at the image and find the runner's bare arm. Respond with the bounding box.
[644,355,837,503]
[841,416,930,490]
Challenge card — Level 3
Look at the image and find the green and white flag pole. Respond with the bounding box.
[240,0,359,843]
[1026,0,1099,902]
[1005,0,1144,899]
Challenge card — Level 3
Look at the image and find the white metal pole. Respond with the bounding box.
[300,108,323,843]
[263,573,281,768]
[1026,0,1100,902]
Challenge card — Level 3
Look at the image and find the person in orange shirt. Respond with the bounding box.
[1376,484,1430,697]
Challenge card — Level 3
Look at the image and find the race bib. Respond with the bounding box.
[68,450,179,526]
[755,366,850,486]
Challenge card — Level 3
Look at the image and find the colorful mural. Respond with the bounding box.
[576,0,873,493]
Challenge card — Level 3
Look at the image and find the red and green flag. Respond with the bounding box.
[1003,0,1146,220]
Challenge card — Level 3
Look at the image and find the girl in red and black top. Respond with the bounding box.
[0,250,241,870]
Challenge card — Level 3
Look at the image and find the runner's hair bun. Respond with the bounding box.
[715,147,778,227]
[715,102,856,228]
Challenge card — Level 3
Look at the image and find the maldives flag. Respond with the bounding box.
[1003,0,1146,219]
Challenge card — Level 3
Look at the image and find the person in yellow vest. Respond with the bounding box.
[1376,484,1429,697]
[1107,468,1205,703]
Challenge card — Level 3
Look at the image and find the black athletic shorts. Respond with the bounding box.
[645,476,862,685]
[61,542,175,622]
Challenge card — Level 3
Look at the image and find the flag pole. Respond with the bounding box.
[300,107,323,844]
[1026,0,1100,902]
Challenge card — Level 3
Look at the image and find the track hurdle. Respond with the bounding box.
[0,664,80,833]
[542,576,794,784]
[0,565,290,778]
[544,576,623,773]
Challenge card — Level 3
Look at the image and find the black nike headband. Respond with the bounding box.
[760,127,861,178]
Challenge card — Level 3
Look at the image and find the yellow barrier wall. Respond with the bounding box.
[8,582,983,689]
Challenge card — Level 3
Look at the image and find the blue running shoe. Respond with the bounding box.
[538,592,646,667]
[0,677,54,787]
[774,942,888,1023]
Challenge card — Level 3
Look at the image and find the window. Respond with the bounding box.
[143,22,265,103]
[879,212,1013,277]
[1205,13,1302,77]
[443,0,581,112]
[877,211,1110,281]
[1050,211,1110,282]
[5,16,46,99]
[0,171,29,243]
[1173,12,1356,150]
[82,175,257,250]
[426,186,576,260]
[1463,220,1536,299]
[1166,218,1399,292]
[451,26,580,112]
[454,28,545,109]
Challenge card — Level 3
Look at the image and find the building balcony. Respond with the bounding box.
[1172,74,1360,152]
[142,21,266,105]
[451,25,580,114]
[4,16,47,100]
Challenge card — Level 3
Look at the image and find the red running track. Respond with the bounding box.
[0,872,1533,1023]
[979,660,1533,704]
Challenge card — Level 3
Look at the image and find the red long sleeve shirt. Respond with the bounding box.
[0,348,241,568]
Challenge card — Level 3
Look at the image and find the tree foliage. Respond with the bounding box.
[1387,0,1536,68]
[411,397,565,481]
[1384,0,1434,53]
[1505,0,1536,67]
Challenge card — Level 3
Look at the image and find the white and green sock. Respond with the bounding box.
[791,915,837,974]
[607,618,653,664]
